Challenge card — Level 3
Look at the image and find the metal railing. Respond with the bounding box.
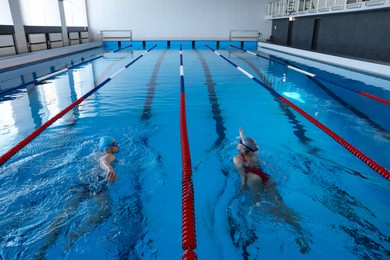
[229,30,262,41]
[267,0,388,18]
[100,30,132,41]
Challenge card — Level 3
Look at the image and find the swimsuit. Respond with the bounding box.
[69,173,108,196]
[240,153,270,183]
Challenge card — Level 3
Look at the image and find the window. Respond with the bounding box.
[19,0,61,26]
[64,0,88,26]
[0,0,13,25]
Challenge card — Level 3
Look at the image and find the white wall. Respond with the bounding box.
[86,0,272,41]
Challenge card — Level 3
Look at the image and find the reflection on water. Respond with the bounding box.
[282,92,306,104]
[0,64,95,157]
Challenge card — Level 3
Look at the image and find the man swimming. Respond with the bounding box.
[99,136,119,184]
[35,136,119,259]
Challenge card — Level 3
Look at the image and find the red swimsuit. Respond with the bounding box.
[241,153,270,183]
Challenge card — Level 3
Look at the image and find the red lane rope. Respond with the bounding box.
[0,98,85,166]
[0,45,157,167]
[179,45,197,260]
[280,96,390,180]
[206,44,390,181]
[359,91,390,105]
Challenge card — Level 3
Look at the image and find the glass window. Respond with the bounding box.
[0,0,13,25]
[64,0,88,26]
[19,0,61,26]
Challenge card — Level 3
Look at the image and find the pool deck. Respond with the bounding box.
[0,42,102,71]
[1,40,389,80]
[259,42,390,79]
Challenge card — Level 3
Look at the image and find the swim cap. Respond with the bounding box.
[241,137,258,152]
[99,136,115,151]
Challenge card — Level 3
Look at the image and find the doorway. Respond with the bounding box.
[311,19,320,50]
[287,20,294,46]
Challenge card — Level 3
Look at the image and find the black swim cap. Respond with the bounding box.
[241,137,258,152]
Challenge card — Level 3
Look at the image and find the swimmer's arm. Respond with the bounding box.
[99,154,117,183]
[239,127,245,140]
[233,156,247,190]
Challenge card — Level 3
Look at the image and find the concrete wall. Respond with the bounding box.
[270,9,390,63]
[86,0,272,41]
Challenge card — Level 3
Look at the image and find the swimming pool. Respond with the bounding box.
[0,41,389,259]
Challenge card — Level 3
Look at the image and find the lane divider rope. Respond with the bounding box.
[0,44,156,167]
[0,44,133,95]
[179,45,198,260]
[207,44,390,180]
[231,45,390,106]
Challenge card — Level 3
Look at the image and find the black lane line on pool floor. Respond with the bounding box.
[114,50,169,259]
[231,52,316,147]
[195,50,259,256]
[141,50,168,121]
[195,50,227,147]
[290,151,390,258]
[226,193,258,258]
[192,50,229,173]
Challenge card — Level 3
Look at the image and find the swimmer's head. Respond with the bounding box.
[239,137,258,152]
[99,136,118,151]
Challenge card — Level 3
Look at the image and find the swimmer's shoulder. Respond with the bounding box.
[233,154,245,167]
[99,153,115,162]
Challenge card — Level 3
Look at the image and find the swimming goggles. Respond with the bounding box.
[239,139,255,152]
[111,141,119,148]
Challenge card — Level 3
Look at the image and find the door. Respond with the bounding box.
[287,20,294,46]
[311,19,320,50]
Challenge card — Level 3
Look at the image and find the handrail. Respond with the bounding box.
[229,30,262,41]
[267,0,389,19]
[206,44,390,180]
[100,30,132,41]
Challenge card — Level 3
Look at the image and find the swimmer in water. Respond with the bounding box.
[233,128,310,253]
[99,136,119,184]
[35,136,119,259]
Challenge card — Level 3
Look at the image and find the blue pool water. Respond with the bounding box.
[0,41,389,259]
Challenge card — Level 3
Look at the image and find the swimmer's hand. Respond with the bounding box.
[107,170,117,183]
[239,127,245,137]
